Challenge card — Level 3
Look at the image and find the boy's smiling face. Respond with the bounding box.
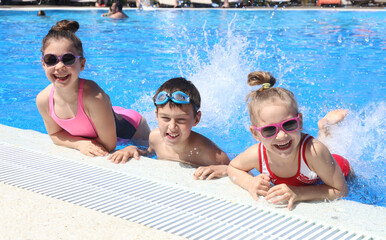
[156,103,201,147]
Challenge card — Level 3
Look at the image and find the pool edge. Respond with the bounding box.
[0,123,385,239]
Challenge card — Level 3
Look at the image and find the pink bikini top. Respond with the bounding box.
[258,134,319,186]
[49,78,98,138]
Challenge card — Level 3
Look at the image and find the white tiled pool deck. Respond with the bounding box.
[0,124,385,239]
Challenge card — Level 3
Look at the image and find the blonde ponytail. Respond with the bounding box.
[246,71,298,125]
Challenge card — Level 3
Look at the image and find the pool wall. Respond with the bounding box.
[0,124,385,239]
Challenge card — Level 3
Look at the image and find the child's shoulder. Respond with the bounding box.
[189,131,230,165]
[305,136,328,153]
[149,128,162,144]
[82,79,109,101]
[189,131,215,146]
[36,84,52,104]
[304,135,332,164]
[83,79,103,92]
[189,131,223,153]
[234,143,260,161]
[150,127,160,135]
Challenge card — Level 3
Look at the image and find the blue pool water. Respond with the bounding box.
[0,9,385,207]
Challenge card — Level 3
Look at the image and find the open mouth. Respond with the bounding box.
[274,140,292,151]
[166,132,179,139]
[54,74,70,82]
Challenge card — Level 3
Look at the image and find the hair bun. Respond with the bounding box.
[51,20,79,33]
[247,71,276,88]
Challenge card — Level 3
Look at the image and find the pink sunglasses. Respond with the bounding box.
[253,114,300,139]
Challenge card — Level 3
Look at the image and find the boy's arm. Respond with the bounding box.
[190,132,230,166]
[146,128,160,158]
[191,133,230,180]
[265,139,348,210]
[215,148,230,165]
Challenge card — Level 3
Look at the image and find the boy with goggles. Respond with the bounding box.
[109,77,230,180]
[228,71,352,210]
[154,91,198,111]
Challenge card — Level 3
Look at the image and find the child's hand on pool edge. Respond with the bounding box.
[108,146,148,164]
[247,174,271,201]
[265,184,298,210]
[78,140,109,157]
[193,165,228,180]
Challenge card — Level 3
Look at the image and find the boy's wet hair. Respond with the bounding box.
[246,71,298,125]
[41,20,84,58]
[153,77,201,116]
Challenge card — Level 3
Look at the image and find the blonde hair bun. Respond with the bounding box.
[247,71,276,88]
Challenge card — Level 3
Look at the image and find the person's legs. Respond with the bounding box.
[317,109,348,138]
[222,0,230,7]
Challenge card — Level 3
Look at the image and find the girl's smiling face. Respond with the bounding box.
[42,38,85,88]
[250,101,302,158]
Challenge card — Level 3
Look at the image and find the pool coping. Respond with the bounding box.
[0,124,385,239]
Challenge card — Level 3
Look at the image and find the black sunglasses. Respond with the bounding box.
[42,53,81,67]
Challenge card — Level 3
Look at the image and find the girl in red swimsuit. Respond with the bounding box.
[37,20,150,158]
[228,71,351,210]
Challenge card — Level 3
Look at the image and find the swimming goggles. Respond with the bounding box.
[253,114,300,139]
[42,53,81,67]
[154,91,198,111]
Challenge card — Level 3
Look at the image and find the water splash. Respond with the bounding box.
[320,102,386,206]
[175,16,257,136]
[321,102,385,165]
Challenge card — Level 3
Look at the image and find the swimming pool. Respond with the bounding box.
[0,9,384,207]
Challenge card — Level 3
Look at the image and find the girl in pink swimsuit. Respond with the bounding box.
[228,71,351,210]
[37,20,150,157]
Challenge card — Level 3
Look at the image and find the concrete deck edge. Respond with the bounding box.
[0,124,385,239]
